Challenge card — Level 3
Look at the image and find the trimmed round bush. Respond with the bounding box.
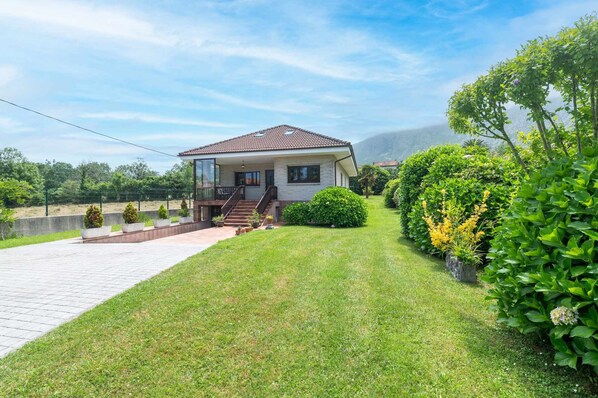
[282,202,312,225]
[84,205,104,228]
[122,202,138,224]
[310,187,367,228]
[383,178,400,208]
[484,153,598,373]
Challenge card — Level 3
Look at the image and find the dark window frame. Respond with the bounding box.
[235,171,260,186]
[287,165,320,184]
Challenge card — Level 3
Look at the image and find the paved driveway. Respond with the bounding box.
[0,237,213,358]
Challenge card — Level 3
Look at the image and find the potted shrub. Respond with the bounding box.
[265,215,274,230]
[422,190,489,283]
[81,205,111,239]
[153,205,171,228]
[212,214,225,227]
[235,226,243,236]
[178,199,193,224]
[122,202,145,233]
[247,209,262,228]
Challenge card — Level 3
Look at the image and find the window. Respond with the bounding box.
[235,171,260,186]
[288,165,320,183]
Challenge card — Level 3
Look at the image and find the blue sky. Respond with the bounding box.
[0,0,596,171]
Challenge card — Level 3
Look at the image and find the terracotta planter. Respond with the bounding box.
[153,219,171,228]
[445,252,477,283]
[244,227,253,233]
[81,226,111,239]
[235,229,243,236]
[178,216,194,225]
[122,222,145,233]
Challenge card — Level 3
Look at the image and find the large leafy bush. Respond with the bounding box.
[396,145,463,234]
[408,178,512,255]
[484,153,598,373]
[407,150,520,255]
[282,202,312,225]
[310,187,367,228]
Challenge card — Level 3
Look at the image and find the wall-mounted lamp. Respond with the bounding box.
[241,160,245,169]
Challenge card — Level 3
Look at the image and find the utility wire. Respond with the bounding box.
[0,98,178,158]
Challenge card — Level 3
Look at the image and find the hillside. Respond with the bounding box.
[354,102,567,165]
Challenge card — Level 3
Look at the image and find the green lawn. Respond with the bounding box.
[0,197,595,397]
[0,218,175,250]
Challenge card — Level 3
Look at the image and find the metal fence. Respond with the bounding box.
[9,189,194,218]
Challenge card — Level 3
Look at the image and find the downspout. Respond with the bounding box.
[334,155,353,186]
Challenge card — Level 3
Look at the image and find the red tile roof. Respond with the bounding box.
[179,125,351,156]
[373,160,399,167]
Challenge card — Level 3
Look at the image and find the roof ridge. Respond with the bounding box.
[282,124,351,145]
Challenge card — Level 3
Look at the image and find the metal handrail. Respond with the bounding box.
[256,185,277,215]
[221,186,245,218]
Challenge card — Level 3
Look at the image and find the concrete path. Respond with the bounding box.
[0,230,234,358]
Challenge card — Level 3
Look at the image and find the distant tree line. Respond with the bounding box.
[0,147,194,207]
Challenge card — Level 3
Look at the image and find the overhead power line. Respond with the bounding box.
[0,98,178,158]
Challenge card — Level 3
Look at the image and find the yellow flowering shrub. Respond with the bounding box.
[422,190,489,264]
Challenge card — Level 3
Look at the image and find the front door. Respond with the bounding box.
[265,169,275,188]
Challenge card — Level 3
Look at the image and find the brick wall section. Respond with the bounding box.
[274,155,336,201]
[83,221,212,244]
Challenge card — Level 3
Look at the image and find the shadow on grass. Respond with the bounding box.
[455,311,598,396]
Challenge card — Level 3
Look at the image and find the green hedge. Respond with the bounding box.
[311,187,367,228]
[408,178,512,255]
[396,145,463,234]
[383,178,400,208]
[282,202,312,225]
[484,153,598,374]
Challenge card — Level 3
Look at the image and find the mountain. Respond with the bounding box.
[354,101,567,166]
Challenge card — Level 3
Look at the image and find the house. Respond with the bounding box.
[178,125,358,226]
[373,160,399,170]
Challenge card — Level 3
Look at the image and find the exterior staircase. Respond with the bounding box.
[223,200,259,227]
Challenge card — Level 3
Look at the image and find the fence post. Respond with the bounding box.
[166,191,169,210]
[45,188,49,217]
[138,191,141,211]
[99,190,103,212]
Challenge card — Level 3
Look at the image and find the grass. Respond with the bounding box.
[0,218,178,250]
[0,197,596,397]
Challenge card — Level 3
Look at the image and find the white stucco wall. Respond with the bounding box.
[216,155,351,202]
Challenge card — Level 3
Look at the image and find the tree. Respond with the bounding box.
[358,165,378,198]
[0,147,45,196]
[447,64,528,173]
[115,159,157,181]
[110,172,125,201]
[0,201,16,240]
[38,160,75,191]
[0,178,33,207]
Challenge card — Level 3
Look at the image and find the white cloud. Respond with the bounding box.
[194,87,310,114]
[0,0,175,46]
[80,112,245,128]
[425,0,489,19]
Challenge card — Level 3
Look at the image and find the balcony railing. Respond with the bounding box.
[196,186,239,201]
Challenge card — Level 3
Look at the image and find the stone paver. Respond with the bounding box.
[0,231,226,358]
